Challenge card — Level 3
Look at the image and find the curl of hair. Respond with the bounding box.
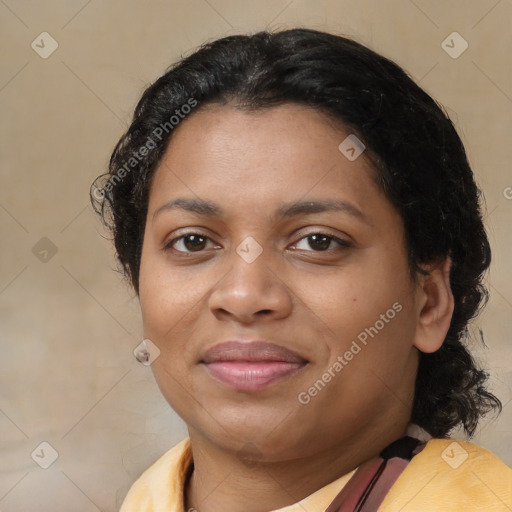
[91,28,501,438]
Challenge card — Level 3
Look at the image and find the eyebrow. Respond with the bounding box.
[153,197,371,225]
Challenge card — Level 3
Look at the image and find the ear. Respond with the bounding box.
[413,257,454,354]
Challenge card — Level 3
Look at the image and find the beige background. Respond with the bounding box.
[1,1,511,510]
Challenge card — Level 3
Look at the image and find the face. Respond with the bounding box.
[138,103,423,462]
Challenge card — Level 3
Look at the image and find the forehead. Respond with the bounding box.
[147,103,385,221]
[163,102,354,161]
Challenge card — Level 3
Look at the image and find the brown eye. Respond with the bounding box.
[165,233,213,253]
[306,234,331,251]
[293,232,352,252]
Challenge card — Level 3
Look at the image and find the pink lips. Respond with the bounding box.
[201,341,307,392]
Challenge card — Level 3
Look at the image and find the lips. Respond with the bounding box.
[201,341,307,392]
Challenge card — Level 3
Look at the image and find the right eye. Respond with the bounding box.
[164,232,219,254]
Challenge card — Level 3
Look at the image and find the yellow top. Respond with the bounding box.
[119,437,512,512]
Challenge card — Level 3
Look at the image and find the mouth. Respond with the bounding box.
[201,340,308,392]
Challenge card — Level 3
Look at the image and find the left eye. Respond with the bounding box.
[292,233,351,252]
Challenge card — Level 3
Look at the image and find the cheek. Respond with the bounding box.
[305,261,415,368]
[139,252,200,337]
[138,258,202,413]
[303,266,404,334]
[138,252,218,385]
[139,267,170,338]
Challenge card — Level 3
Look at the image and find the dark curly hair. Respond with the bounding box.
[91,28,501,438]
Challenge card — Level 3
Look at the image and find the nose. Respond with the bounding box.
[207,245,293,324]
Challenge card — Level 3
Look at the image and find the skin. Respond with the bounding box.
[138,103,454,512]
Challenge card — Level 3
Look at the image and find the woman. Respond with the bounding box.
[91,28,511,512]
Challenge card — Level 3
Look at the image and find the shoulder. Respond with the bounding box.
[379,438,512,511]
[119,438,191,512]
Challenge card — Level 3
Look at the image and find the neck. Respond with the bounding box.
[185,418,410,512]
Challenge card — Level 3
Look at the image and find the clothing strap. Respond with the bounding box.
[325,435,427,512]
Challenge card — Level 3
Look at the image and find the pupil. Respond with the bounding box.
[310,234,330,251]
[185,235,206,251]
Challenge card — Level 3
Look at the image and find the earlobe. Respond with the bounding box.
[413,257,454,354]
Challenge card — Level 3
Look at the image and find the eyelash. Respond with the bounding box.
[163,230,352,255]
